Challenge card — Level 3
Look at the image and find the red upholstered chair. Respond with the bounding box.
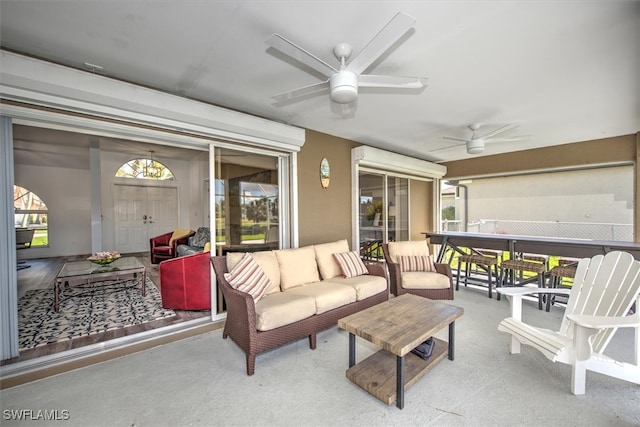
[159,251,212,310]
[150,229,194,264]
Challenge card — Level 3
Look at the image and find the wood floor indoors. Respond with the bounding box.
[2,253,210,367]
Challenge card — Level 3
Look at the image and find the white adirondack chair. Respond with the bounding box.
[497,251,640,395]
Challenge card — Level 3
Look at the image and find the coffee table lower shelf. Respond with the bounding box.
[345,337,448,405]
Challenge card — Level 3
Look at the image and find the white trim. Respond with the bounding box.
[358,166,435,182]
[0,116,18,360]
[352,145,447,179]
[289,152,299,248]
[0,51,305,151]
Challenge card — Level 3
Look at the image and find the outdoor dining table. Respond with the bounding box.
[423,231,640,264]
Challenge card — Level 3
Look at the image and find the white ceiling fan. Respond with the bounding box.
[441,123,523,154]
[265,12,425,105]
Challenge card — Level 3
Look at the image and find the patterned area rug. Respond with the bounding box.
[18,278,176,350]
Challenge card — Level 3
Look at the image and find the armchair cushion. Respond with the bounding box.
[398,255,435,272]
[191,226,210,248]
[154,246,173,255]
[387,240,430,263]
[169,228,192,246]
[401,271,451,289]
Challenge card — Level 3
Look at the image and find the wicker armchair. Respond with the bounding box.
[382,241,454,300]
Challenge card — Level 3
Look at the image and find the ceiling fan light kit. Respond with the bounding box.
[466,139,485,154]
[442,123,521,155]
[329,71,358,103]
[266,12,424,106]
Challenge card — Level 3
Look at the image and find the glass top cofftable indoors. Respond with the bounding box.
[54,257,146,312]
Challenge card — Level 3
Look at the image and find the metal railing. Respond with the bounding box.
[441,219,632,242]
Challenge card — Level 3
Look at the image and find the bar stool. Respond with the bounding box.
[498,257,547,310]
[456,253,500,298]
[521,253,549,271]
[477,249,503,263]
[545,257,579,311]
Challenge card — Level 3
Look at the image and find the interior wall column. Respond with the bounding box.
[89,136,103,253]
[0,116,19,360]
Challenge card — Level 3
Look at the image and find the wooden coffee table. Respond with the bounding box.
[54,257,146,312]
[337,294,464,409]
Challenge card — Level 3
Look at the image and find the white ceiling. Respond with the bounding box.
[1,1,638,163]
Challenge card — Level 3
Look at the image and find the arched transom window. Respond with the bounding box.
[116,155,174,180]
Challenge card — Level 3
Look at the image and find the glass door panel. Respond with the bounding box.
[213,148,279,255]
[359,172,384,260]
[387,176,409,242]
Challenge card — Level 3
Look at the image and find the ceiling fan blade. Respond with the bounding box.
[358,74,425,89]
[430,142,465,153]
[346,12,416,75]
[442,135,471,143]
[479,124,518,140]
[486,137,524,143]
[266,33,338,77]
[271,80,330,103]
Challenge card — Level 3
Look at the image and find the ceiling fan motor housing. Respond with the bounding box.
[466,139,485,154]
[330,71,358,103]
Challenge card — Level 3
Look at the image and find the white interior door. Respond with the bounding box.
[114,185,178,253]
[147,187,178,237]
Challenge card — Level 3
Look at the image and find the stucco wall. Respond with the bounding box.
[443,133,640,240]
[297,130,358,248]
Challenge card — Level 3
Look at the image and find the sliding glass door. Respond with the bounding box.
[358,171,409,260]
[213,147,282,255]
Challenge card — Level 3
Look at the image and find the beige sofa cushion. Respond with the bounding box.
[285,282,356,314]
[274,246,320,290]
[313,239,350,280]
[324,275,388,301]
[255,292,317,331]
[387,240,430,263]
[401,271,450,289]
[227,251,281,295]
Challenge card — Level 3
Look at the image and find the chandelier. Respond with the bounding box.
[144,151,163,179]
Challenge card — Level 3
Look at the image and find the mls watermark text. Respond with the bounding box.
[3,409,70,421]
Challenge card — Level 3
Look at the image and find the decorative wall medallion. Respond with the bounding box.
[320,157,330,188]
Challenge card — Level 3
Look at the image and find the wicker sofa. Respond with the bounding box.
[210,239,388,375]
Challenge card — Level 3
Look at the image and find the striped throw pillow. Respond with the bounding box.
[333,251,369,278]
[224,253,271,302]
[398,255,435,272]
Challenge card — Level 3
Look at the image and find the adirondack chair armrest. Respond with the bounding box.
[567,313,640,329]
[497,287,572,297]
[498,287,573,320]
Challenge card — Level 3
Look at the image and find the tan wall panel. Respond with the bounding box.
[443,135,636,179]
[297,132,639,246]
[410,180,431,240]
[298,130,359,247]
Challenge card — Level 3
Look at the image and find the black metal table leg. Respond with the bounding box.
[396,355,405,409]
[448,321,456,361]
[348,333,355,367]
